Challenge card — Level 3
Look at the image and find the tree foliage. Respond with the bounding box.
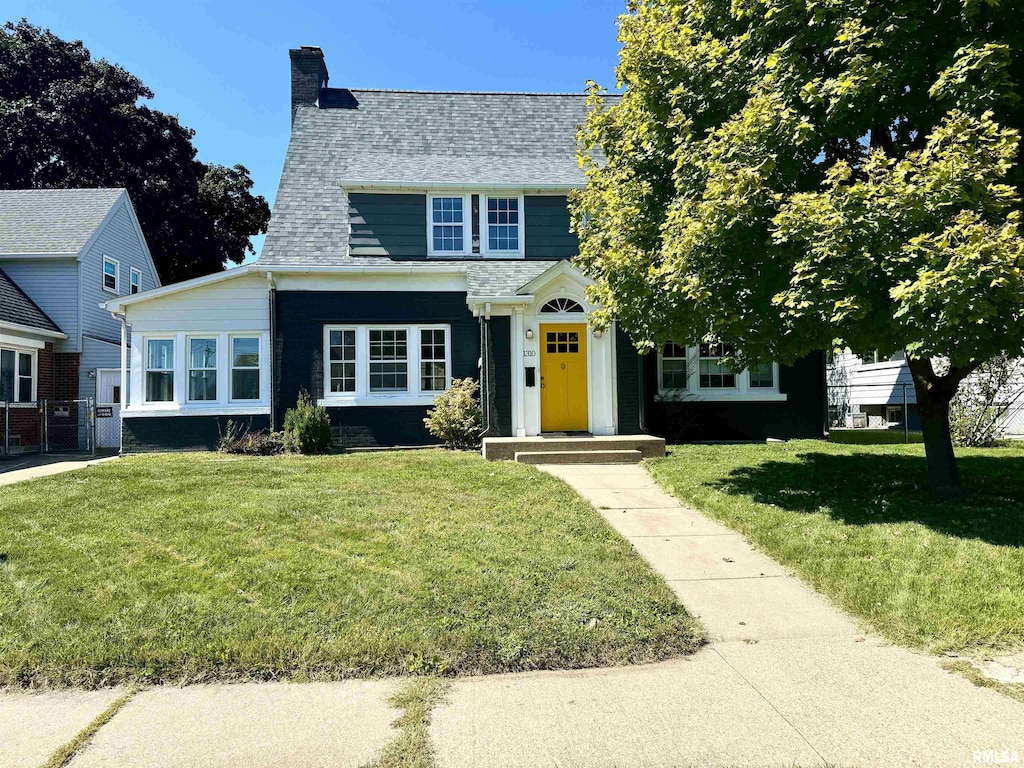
[573,0,1024,494]
[0,20,270,282]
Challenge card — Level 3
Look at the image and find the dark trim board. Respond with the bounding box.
[615,325,642,434]
[642,351,827,442]
[122,415,270,453]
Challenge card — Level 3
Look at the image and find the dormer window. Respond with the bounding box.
[428,195,470,255]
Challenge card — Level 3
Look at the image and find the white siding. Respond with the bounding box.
[0,258,79,352]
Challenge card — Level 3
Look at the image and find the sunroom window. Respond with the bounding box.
[231,337,260,401]
[188,338,217,401]
[146,339,174,402]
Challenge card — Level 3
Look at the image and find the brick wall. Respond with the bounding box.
[53,352,80,400]
[37,343,55,399]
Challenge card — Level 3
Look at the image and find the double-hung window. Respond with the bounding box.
[328,329,357,393]
[660,342,688,391]
[698,343,736,389]
[188,338,217,401]
[483,195,522,255]
[102,256,119,293]
[369,329,408,392]
[420,328,448,392]
[130,267,142,294]
[322,325,450,403]
[231,337,260,401]
[145,339,174,402]
[748,362,775,389]
[0,349,33,403]
[429,196,468,255]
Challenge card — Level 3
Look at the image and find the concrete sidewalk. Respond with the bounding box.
[0,454,118,486]
[430,463,1024,767]
[3,463,1021,768]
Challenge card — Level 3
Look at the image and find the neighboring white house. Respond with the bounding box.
[828,350,1024,436]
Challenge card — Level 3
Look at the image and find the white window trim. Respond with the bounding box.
[229,335,262,403]
[102,256,120,294]
[480,194,525,258]
[320,324,452,407]
[426,194,472,257]
[143,336,176,405]
[186,336,218,404]
[130,267,142,294]
[656,344,786,402]
[0,346,37,404]
[128,331,270,414]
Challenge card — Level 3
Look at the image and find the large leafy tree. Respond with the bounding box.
[573,0,1024,496]
[0,20,270,282]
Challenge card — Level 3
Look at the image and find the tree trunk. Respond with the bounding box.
[906,358,966,500]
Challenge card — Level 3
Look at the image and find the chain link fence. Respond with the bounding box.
[827,382,917,443]
[2,399,95,456]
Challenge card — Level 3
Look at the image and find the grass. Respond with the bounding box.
[646,441,1024,655]
[365,677,450,768]
[0,451,702,688]
[943,661,1024,705]
[828,429,924,445]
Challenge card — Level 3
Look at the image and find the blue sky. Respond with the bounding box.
[15,0,625,261]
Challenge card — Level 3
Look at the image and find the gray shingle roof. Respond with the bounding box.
[0,188,123,255]
[465,261,553,297]
[260,89,609,271]
[0,268,62,334]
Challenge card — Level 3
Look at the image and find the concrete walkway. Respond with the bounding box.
[0,454,118,486]
[3,463,1022,768]
[428,463,1023,767]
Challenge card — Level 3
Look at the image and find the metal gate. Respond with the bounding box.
[42,399,94,454]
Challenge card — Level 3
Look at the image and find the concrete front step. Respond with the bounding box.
[514,449,643,465]
[483,435,665,462]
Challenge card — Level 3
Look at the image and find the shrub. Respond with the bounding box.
[948,355,1024,448]
[424,377,482,450]
[283,390,332,454]
[217,420,287,455]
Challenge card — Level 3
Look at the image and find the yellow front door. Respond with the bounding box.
[540,323,588,432]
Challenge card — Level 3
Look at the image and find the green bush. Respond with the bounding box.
[283,390,332,454]
[423,377,482,450]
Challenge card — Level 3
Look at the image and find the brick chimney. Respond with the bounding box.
[289,46,329,123]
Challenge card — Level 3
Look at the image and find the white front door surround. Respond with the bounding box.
[473,262,619,438]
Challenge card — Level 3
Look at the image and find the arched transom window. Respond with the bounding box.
[540,297,584,314]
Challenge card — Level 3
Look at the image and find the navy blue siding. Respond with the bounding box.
[122,415,270,453]
[644,352,826,441]
[615,325,643,434]
[274,291,480,447]
[348,193,428,258]
[525,196,577,259]
[490,316,512,437]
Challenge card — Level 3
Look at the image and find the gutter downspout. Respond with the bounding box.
[267,271,276,430]
[115,311,128,455]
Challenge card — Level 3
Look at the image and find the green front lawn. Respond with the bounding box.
[647,441,1024,655]
[0,452,702,688]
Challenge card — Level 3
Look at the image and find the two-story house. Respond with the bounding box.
[0,188,160,451]
[103,46,825,454]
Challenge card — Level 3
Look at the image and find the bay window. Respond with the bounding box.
[231,337,260,401]
[145,339,174,402]
[322,325,451,404]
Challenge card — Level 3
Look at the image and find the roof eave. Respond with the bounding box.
[338,181,578,194]
[0,320,67,340]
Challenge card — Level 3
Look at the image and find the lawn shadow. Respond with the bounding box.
[711,450,1024,547]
